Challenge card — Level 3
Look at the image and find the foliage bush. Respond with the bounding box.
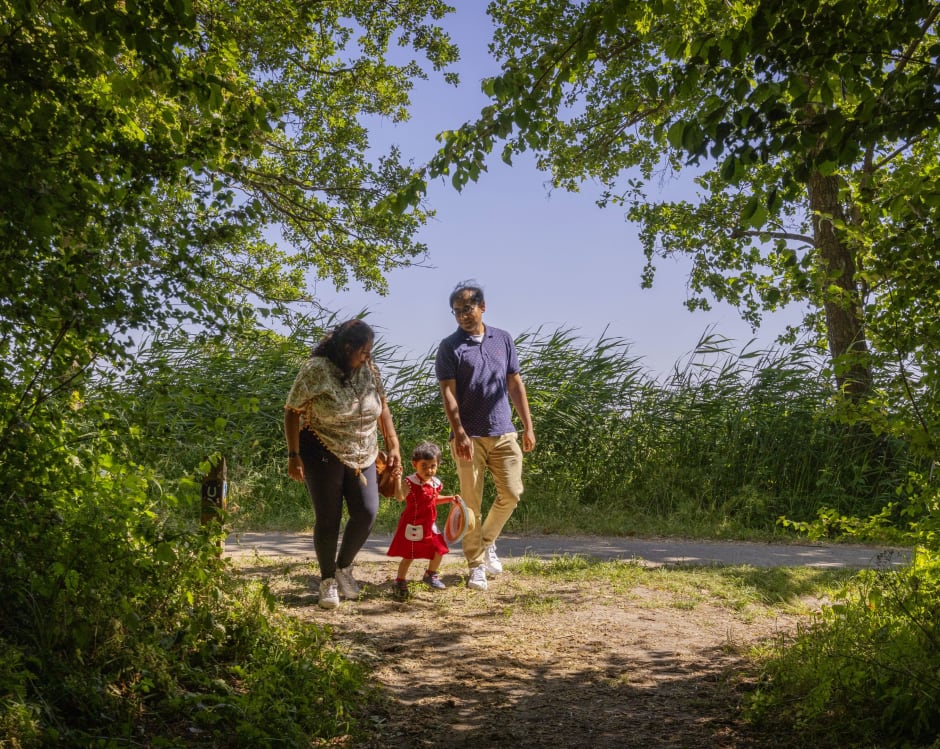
[511,328,914,539]
[748,546,940,747]
[744,472,940,748]
[0,385,368,747]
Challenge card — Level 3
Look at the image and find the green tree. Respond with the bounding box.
[403,0,940,421]
[0,0,460,542]
[0,0,457,459]
[0,2,457,740]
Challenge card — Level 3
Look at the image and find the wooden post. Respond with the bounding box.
[200,455,228,525]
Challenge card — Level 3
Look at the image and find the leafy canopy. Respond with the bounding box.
[0,0,458,447]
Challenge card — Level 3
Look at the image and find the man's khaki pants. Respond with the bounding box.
[450,432,524,568]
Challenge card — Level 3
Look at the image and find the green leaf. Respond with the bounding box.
[154,542,176,564]
[720,156,738,181]
[666,121,686,150]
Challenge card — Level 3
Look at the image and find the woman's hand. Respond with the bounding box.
[377,400,404,475]
[387,448,403,475]
[287,455,304,481]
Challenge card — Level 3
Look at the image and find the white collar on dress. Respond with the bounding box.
[406,473,442,489]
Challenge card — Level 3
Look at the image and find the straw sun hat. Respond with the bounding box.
[443,495,476,545]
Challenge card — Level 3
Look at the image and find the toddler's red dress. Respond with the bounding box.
[386,474,449,560]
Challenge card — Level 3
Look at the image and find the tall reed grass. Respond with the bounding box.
[497,328,909,538]
[115,316,916,541]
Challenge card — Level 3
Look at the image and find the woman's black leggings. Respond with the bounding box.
[299,429,379,579]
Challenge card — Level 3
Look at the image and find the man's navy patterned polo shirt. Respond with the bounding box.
[435,325,520,438]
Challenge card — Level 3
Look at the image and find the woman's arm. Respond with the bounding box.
[284,408,304,481]
[378,397,403,473]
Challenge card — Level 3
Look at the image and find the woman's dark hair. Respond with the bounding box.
[312,319,374,381]
[411,441,443,463]
[449,280,484,308]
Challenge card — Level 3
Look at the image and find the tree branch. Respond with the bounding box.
[731,229,815,245]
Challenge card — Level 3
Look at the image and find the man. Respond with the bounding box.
[435,281,536,590]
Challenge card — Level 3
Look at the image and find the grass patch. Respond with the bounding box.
[509,556,854,615]
[509,591,563,613]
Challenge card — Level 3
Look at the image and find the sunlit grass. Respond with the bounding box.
[509,555,854,616]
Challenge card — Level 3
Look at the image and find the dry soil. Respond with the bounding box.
[233,553,822,749]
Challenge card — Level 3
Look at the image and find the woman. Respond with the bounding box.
[284,319,402,609]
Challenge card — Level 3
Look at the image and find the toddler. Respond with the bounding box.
[386,442,458,600]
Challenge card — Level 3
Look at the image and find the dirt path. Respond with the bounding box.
[231,545,861,748]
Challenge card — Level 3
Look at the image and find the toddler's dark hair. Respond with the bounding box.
[411,441,443,463]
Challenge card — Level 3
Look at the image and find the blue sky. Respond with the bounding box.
[312,3,806,377]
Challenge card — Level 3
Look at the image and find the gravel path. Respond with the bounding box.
[224,530,910,569]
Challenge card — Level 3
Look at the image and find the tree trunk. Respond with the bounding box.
[807,172,873,399]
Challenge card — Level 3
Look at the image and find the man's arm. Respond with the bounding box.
[439,378,473,461]
[507,372,536,452]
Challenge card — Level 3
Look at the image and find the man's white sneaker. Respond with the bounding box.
[318,578,340,609]
[484,544,503,575]
[335,565,360,598]
[467,566,488,591]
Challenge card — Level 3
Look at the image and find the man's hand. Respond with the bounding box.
[453,431,474,461]
[521,427,536,453]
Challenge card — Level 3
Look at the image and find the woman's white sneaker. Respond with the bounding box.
[335,565,360,598]
[318,578,340,609]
